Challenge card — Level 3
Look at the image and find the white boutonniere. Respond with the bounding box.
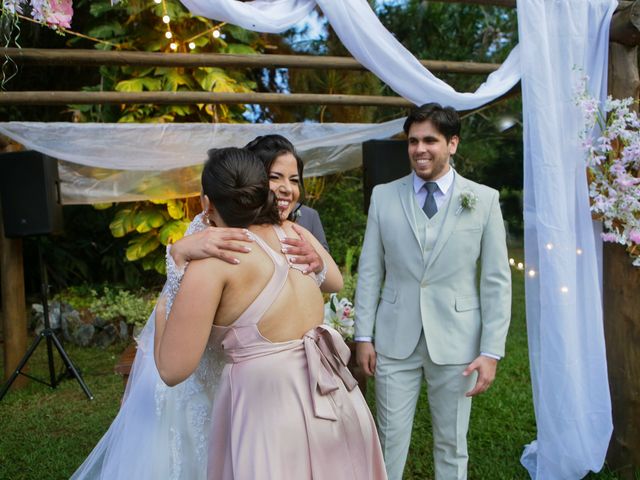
[456,191,478,215]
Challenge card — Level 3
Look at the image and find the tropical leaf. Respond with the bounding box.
[126,232,161,261]
[222,44,257,55]
[89,0,114,18]
[115,77,162,92]
[134,208,167,233]
[157,219,190,246]
[226,24,259,44]
[163,70,193,92]
[92,202,113,210]
[87,22,125,39]
[155,255,167,275]
[193,68,235,92]
[109,208,137,238]
[166,199,185,219]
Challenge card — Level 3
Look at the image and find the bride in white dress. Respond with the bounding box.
[71,136,341,479]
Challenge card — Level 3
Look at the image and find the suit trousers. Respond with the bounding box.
[375,333,476,480]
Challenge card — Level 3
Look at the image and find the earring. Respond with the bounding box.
[202,211,211,226]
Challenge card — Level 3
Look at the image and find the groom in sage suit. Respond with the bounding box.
[355,103,511,480]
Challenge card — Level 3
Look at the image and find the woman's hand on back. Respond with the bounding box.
[282,223,343,293]
[170,227,253,269]
[281,223,324,275]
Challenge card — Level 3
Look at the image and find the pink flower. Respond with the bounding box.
[629,230,640,244]
[601,232,619,243]
[45,0,73,28]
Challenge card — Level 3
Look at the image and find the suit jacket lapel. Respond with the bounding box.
[398,174,422,249]
[425,172,465,272]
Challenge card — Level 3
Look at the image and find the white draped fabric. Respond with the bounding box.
[517,0,615,478]
[0,119,404,204]
[181,0,521,109]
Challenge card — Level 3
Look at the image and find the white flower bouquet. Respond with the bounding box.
[323,293,355,342]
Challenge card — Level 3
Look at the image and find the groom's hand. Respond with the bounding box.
[356,341,377,377]
[463,355,498,397]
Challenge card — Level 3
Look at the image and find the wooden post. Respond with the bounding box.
[0,204,28,388]
[605,2,640,477]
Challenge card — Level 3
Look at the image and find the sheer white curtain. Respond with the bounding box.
[0,119,405,203]
[517,0,615,478]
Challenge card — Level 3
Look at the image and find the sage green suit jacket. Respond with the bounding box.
[354,171,511,364]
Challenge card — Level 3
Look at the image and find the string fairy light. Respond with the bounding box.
[153,0,226,53]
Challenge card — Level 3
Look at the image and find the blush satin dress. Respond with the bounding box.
[207,226,387,480]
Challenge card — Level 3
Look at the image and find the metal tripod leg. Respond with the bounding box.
[0,330,45,401]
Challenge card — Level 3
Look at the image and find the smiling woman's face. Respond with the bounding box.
[268,152,300,220]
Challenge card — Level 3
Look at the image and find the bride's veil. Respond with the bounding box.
[71,214,220,480]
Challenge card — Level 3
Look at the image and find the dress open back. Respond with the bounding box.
[207,226,387,480]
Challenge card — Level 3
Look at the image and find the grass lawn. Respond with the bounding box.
[0,263,625,479]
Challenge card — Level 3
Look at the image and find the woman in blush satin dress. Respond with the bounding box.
[155,147,387,480]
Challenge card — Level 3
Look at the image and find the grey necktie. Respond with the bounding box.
[422,182,438,219]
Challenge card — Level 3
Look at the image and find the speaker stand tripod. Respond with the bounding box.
[0,242,93,401]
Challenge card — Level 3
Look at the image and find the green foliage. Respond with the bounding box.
[108,198,196,275]
[54,285,157,328]
[69,0,263,124]
[312,170,368,268]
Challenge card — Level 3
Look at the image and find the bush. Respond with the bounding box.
[54,285,157,329]
[312,169,368,267]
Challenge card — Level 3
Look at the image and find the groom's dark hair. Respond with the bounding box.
[403,103,460,142]
[202,147,280,228]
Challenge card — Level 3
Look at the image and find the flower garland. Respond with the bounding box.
[575,76,640,267]
[2,0,73,29]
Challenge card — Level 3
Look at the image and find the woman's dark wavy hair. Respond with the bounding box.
[202,147,281,228]
[244,135,305,218]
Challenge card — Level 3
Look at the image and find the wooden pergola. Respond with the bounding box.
[0,0,639,476]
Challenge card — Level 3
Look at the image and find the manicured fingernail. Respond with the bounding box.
[281,247,289,253]
[234,259,240,264]
[244,247,251,252]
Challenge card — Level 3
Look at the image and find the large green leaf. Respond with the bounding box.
[158,219,190,246]
[222,44,257,55]
[115,77,162,92]
[226,24,258,44]
[87,22,125,39]
[109,208,136,238]
[89,1,114,18]
[134,208,167,233]
[194,68,235,92]
[92,202,113,210]
[163,70,193,92]
[166,199,185,219]
[126,233,161,261]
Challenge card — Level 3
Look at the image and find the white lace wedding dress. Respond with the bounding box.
[71,214,223,480]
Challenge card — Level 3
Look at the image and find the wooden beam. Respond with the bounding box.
[0,48,501,75]
[0,87,521,109]
[0,203,28,389]
[0,91,415,107]
[610,0,640,46]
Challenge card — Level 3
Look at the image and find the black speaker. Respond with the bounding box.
[0,150,63,237]
[362,140,411,213]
